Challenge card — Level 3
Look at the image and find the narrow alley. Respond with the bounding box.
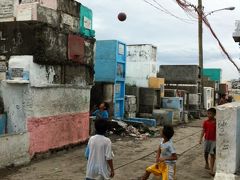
[0,120,214,180]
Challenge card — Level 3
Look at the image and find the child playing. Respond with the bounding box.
[92,102,109,120]
[199,108,216,176]
[141,125,177,180]
[85,119,114,180]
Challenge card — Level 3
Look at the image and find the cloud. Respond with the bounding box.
[80,0,240,80]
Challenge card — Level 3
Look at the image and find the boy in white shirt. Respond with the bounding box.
[85,119,114,180]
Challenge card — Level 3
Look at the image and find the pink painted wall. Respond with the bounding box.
[28,112,89,156]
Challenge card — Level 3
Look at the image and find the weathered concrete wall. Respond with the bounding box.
[0,22,68,64]
[21,0,58,11]
[158,65,200,84]
[2,82,90,133]
[215,103,240,179]
[2,81,91,155]
[25,86,90,156]
[0,0,18,22]
[126,44,157,87]
[21,0,80,17]
[0,133,30,168]
[16,3,59,27]
[30,62,62,86]
[17,2,80,33]
[1,82,28,133]
[0,22,95,67]
[127,44,157,62]
[7,55,92,86]
[25,87,90,118]
[28,112,89,156]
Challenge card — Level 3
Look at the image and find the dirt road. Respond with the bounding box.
[0,120,213,180]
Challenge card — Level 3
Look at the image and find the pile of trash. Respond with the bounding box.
[108,120,157,140]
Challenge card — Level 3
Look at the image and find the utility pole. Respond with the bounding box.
[198,0,204,109]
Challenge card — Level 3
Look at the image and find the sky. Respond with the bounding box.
[79,0,240,81]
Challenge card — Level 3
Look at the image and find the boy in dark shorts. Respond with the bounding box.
[199,108,216,176]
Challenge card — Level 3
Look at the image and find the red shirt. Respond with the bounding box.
[203,119,216,141]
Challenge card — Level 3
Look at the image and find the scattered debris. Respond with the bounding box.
[107,119,158,140]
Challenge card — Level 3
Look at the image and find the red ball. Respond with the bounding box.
[118,12,127,21]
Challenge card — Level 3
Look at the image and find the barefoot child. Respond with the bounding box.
[85,119,114,180]
[141,125,177,180]
[199,108,216,176]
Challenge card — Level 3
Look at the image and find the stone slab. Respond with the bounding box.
[216,102,240,175]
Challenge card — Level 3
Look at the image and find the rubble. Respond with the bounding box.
[108,120,157,140]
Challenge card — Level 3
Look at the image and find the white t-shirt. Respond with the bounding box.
[86,135,113,179]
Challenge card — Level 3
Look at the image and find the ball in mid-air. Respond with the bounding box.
[118,12,127,21]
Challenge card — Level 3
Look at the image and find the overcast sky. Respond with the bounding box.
[79,0,240,81]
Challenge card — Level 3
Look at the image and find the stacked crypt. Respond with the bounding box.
[0,0,95,157]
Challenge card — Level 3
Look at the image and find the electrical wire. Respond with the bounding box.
[152,0,196,22]
[142,0,194,23]
[175,0,240,72]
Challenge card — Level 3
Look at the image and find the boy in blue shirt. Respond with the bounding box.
[92,102,109,120]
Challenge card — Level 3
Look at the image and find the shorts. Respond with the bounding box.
[146,162,176,180]
[204,140,216,155]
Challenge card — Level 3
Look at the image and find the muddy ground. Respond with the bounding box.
[0,119,214,180]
